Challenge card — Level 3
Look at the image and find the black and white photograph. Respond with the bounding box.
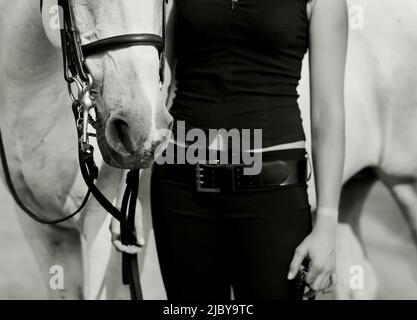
[1,0,417,307]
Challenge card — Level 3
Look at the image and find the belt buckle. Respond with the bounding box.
[196,163,222,193]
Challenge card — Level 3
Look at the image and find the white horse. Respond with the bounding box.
[0,0,172,299]
[299,0,417,299]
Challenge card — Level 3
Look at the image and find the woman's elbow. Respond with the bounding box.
[311,100,345,134]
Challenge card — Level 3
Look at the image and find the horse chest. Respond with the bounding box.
[1,86,84,212]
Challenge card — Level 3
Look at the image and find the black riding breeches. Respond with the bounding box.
[150,149,313,301]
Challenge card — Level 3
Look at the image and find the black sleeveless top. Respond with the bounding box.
[170,0,309,148]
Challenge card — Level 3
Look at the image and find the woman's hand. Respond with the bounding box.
[299,0,347,297]
[110,218,145,255]
[288,212,338,295]
[110,198,146,255]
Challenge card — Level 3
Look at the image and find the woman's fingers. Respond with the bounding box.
[320,276,333,295]
[288,244,308,280]
[112,231,143,254]
[110,207,146,252]
[137,237,146,247]
[112,239,141,255]
[306,272,336,298]
[134,200,146,247]
[305,265,321,285]
[111,217,143,255]
[113,239,127,253]
[110,218,121,238]
[303,274,330,299]
[311,272,330,292]
[323,273,337,294]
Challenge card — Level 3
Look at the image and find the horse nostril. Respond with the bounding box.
[112,119,136,155]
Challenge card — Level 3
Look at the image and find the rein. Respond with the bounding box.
[0,0,168,300]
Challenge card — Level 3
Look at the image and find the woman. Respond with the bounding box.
[118,0,348,300]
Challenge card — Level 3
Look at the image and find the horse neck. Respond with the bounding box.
[2,1,64,109]
[1,0,67,134]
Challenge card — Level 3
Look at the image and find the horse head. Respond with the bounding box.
[42,0,173,169]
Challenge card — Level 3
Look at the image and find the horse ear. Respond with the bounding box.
[41,0,62,49]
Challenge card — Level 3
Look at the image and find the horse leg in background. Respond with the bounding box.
[335,173,379,299]
[104,244,130,299]
[335,224,379,299]
[79,163,125,300]
[16,207,83,300]
[377,173,417,250]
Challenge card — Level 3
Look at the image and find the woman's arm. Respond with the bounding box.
[288,0,348,294]
[310,0,347,220]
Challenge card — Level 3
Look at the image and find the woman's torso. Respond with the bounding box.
[170,0,309,150]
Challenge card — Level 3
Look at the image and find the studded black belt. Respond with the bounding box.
[153,156,309,193]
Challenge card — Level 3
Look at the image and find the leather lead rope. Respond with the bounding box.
[71,102,139,246]
[71,102,142,299]
[121,170,143,300]
[79,156,143,299]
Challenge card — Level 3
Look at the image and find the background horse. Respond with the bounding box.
[0,0,171,299]
[297,0,417,299]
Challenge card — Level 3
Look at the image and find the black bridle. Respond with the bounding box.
[0,0,168,300]
[57,0,166,84]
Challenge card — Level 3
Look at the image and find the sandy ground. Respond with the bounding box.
[1,177,417,300]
